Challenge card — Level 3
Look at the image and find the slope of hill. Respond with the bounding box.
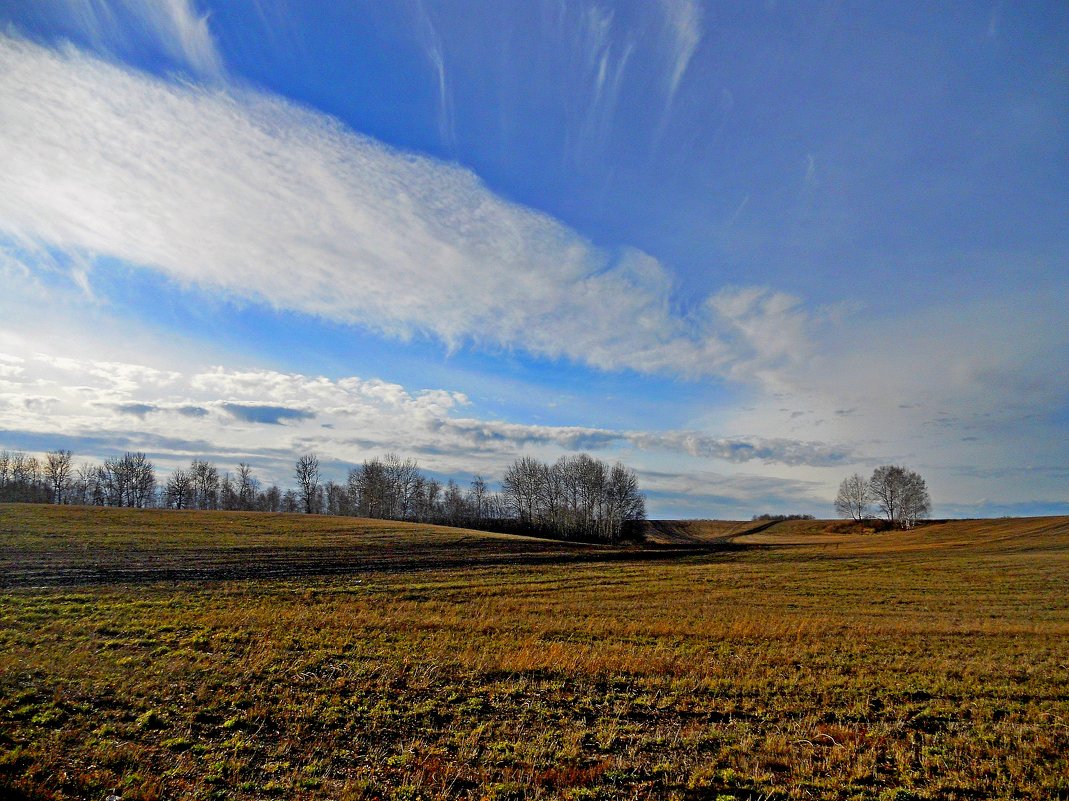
[0,504,607,587]
[729,515,1069,554]
[631,518,763,544]
[4,506,1068,588]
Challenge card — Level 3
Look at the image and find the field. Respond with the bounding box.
[1,506,1067,800]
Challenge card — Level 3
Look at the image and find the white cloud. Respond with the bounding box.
[1,245,1063,515]
[0,344,853,485]
[40,0,224,76]
[638,467,821,504]
[710,288,1069,507]
[410,0,453,148]
[629,431,851,467]
[35,354,181,393]
[560,1,702,150]
[564,3,635,163]
[149,0,223,76]
[0,34,805,384]
[658,0,703,101]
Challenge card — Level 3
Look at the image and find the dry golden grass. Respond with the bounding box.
[732,516,1069,555]
[0,504,610,588]
[0,506,1067,800]
[0,503,577,552]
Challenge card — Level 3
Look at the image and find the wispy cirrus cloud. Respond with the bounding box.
[30,0,224,77]
[407,0,454,149]
[0,34,804,385]
[658,0,703,102]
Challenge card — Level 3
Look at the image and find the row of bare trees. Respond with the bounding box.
[1,449,286,511]
[163,460,282,511]
[501,454,646,542]
[0,450,55,503]
[1,447,646,542]
[0,449,156,508]
[291,453,510,528]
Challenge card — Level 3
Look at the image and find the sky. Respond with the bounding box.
[0,0,1066,518]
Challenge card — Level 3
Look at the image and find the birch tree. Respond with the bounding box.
[834,473,871,520]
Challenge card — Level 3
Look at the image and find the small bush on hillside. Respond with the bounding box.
[826,518,894,535]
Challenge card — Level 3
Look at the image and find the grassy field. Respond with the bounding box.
[1,506,1067,800]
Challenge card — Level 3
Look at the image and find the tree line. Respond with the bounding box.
[0,450,155,508]
[834,465,931,528]
[0,448,646,543]
[501,454,646,543]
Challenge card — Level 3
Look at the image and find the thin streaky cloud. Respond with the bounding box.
[658,0,703,102]
[650,0,703,148]
[47,0,224,76]
[571,6,634,164]
[153,0,224,77]
[411,0,454,150]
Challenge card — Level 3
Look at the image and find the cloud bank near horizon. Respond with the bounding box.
[0,349,849,472]
[0,343,861,516]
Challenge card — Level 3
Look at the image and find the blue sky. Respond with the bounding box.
[0,0,1066,517]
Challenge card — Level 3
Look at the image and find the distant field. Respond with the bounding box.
[1,506,1067,800]
[632,519,756,545]
[731,516,1069,554]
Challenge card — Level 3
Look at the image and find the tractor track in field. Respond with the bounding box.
[0,542,747,589]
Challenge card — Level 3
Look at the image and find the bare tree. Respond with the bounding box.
[383,453,421,520]
[166,468,193,509]
[73,461,98,505]
[126,452,156,508]
[442,479,466,525]
[219,473,238,510]
[44,449,73,504]
[99,458,127,507]
[235,463,258,511]
[190,460,220,510]
[898,469,932,528]
[352,458,389,518]
[607,462,645,542]
[424,478,443,521]
[869,465,931,528]
[98,452,155,507]
[346,466,365,516]
[468,475,487,522]
[295,453,320,514]
[503,456,546,525]
[261,484,282,512]
[281,489,299,513]
[409,476,440,522]
[834,473,871,520]
[7,452,43,502]
[324,480,349,515]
